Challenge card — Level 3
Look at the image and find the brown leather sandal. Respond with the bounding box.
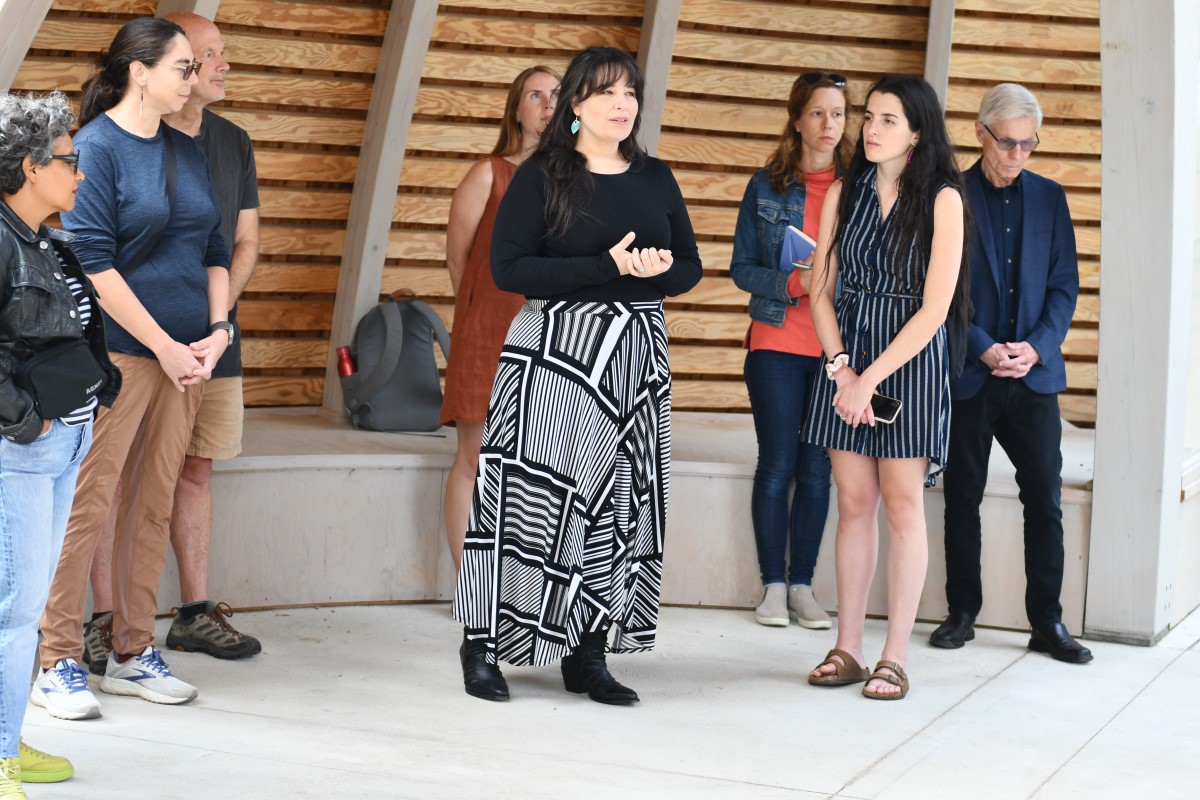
[808,648,870,686]
[862,660,909,700]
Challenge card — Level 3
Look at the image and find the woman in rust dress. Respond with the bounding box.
[441,65,560,568]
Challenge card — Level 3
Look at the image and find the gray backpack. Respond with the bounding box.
[340,294,451,432]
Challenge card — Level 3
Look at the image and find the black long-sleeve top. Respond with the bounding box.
[490,155,703,301]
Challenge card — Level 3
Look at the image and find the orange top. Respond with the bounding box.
[439,156,525,426]
[747,165,836,356]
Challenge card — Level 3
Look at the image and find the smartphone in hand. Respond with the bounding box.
[870,393,903,425]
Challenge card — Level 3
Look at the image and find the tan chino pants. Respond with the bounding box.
[40,353,204,667]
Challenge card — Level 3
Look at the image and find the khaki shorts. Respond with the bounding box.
[187,376,244,460]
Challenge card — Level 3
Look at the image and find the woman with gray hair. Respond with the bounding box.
[0,90,121,797]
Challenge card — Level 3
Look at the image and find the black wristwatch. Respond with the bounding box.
[209,321,234,345]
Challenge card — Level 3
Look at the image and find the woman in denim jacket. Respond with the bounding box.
[730,73,850,629]
[0,91,121,797]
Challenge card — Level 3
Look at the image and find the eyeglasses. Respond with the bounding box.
[174,59,202,80]
[47,153,80,174]
[983,124,1039,153]
[801,72,848,87]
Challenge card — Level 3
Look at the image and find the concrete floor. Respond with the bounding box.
[21,603,1199,800]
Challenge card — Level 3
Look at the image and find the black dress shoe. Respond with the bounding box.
[1029,621,1093,664]
[460,632,510,701]
[929,611,976,649]
[561,631,639,706]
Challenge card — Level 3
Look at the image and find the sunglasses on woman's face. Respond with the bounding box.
[801,72,848,87]
[173,59,202,80]
[48,153,80,174]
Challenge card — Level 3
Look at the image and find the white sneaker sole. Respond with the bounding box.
[29,688,101,720]
[99,676,197,705]
[789,610,833,630]
[754,613,789,627]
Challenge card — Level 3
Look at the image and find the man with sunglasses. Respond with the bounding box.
[931,83,1089,664]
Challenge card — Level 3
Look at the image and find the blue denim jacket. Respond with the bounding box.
[729,168,808,327]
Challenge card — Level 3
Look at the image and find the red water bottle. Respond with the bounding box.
[336,346,356,378]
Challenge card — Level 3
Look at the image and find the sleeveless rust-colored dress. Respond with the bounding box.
[440,156,524,426]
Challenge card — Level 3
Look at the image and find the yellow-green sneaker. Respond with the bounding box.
[18,740,73,783]
[0,757,27,800]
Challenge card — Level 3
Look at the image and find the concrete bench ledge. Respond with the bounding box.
[183,410,1094,633]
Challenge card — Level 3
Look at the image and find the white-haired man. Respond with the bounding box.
[931,83,1091,664]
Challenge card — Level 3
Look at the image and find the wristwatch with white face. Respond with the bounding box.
[209,321,234,345]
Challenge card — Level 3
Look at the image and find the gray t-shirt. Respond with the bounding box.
[195,108,259,378]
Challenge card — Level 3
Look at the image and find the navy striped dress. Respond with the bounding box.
[803,166,951,480]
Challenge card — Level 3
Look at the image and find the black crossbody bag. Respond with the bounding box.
[16,339,106,419]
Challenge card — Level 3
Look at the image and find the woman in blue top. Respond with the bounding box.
[35,17,230,720]
[804,76,969,700]
[730,72,850,631]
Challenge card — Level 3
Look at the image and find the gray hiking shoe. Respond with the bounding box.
[165,602,261,660]
[81,612,113,676]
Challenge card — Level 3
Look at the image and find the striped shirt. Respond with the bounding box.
[57,249,98,426]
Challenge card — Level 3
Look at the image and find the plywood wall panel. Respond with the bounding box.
[15,0,1106,418]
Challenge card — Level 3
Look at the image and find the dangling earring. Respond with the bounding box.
[906,144,915,164]
[139,85,144,118]
[570,115,581,135]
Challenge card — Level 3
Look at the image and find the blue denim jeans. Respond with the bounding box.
[0,419,92,757]
[744,350,831,585]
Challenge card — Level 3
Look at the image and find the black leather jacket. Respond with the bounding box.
[1,199,121,444]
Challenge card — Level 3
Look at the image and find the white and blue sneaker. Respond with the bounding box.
[100,646,197,705]
[30,658,102,720]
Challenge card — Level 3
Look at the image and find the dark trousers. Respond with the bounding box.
[744,350,831,585]
[943,376,1065,627]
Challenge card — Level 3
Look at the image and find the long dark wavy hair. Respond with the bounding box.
[765,73,853,195]
[492,65,561,158]
[79,17,186,127]
[534,47,646,239]
[827,75,971,329]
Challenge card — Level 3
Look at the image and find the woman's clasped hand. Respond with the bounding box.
[609,230,673,277]
[832,368,878,428]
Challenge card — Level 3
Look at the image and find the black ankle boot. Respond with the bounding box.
[561,630,639,705]
[460,631,509,701]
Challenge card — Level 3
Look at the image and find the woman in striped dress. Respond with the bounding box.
[803,76,970,700]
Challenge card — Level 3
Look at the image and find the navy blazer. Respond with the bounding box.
[952,160,1079,401]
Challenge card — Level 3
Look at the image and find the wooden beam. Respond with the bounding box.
[0,0,55,93]
[636,0,680,157]
[320,0,437,413]
[924,0,955,108]
[156,0,219,20]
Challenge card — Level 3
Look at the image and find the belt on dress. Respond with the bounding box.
[841,287,922,301]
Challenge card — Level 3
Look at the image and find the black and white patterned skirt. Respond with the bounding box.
[452,300,672,667]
